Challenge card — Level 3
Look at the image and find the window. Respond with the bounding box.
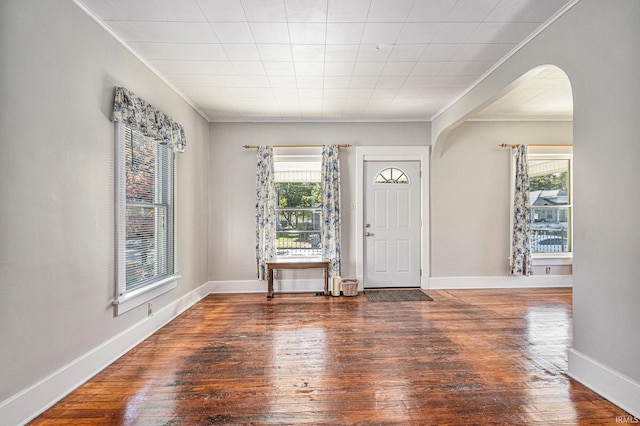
[274,156,322,257]
[528,152,572,256]
[374,167,409,184]
[114,123,178,314]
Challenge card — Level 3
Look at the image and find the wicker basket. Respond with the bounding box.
[341,278,359,297]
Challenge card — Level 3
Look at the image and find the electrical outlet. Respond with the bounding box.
[148,302,153,316]
[545,267,551,275]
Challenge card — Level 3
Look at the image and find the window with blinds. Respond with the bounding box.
[115,123,177,309]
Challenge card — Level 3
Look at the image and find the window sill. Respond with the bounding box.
[532,255,572,266]
[113,275,180,316]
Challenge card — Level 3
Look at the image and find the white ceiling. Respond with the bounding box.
[471,65,573,121]
[77,0,575,122]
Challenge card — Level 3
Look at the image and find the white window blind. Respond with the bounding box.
[115,123,178,314]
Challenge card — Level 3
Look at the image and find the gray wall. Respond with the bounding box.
[208,122,430,282]
[432,0,640,396]
[0,0,210,403]
[431,121,573,277]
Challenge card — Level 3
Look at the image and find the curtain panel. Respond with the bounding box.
[511,144,532,276]
[321,145,341,277]
[112,87,187,153]
[255,146,276,280]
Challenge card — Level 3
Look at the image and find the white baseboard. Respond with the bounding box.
[208,279,326,294]
[428,274,572,290]
[568,349,640,418]
[0,281,213,426]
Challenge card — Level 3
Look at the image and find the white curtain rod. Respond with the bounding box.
[243,144,351,149]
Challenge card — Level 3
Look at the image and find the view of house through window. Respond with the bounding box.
[529,155,572,255]
[275,156,321,257]
[120,125,175,292]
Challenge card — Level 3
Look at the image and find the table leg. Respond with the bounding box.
[324,266,329,297]
[267,268,274,299]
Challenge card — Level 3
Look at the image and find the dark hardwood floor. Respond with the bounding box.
[31,288,629,425]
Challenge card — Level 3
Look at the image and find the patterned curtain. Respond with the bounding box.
[321,145,341,277]
[112,87,187,153]
[255,146,276,280]
[511,144,532,276]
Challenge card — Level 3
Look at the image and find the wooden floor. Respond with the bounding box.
[32,288,629,425]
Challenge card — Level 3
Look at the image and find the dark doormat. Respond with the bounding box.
[365,289,433,302]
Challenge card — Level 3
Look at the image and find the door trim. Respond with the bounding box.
[355,146,430,289]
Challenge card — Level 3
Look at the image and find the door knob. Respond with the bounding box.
[365,231,374,237]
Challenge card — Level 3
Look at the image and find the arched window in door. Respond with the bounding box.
[374,167,409,184]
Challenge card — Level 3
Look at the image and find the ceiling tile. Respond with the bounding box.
[410,61,447,76]
[272,87,299,99]
[420,44,461,61]
[381,62,416,76]
[257,44,293,61]
[327,0,371,22]
[361,23,403,44]
[231,61,266,75]
[151,59,236,75]
[326,23,366,44]
[285,0,328,22]
[376,76,407,89]
[396,23,439,44]
[288,23,326,44]
[367,0,413,22]
[291,44,325,61]
[268,76,298,87]
[83,0,206,21]
[324,76,352,88]
[439,61,493,76]
[388,44,428,62]
[249,23,290,44]
[353,62,385,76]
[106,21,218,43]
[298,88,323,99]
[241,0,287,21]
[324,45,360,61]
[263,61,296,76]
[294,62,325,76]
[350,76,379,89]
[324,62,355,76]
[430,23,479,44]
[129,42,228,61]
[222,44,261,61]
[356,45,392,61]
[197,0,246,21]
[406,0,457,22]
[451,43,515,61]
[296,76,324,88]
[446,0,500,21]
[347,88,374,98]
[210,22,254,43]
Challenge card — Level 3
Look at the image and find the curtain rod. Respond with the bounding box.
[499,143,573,148]
[243,144,351,149]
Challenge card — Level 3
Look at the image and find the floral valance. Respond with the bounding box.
[112,87,187,153]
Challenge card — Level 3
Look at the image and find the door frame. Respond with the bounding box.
[355,146,430,290]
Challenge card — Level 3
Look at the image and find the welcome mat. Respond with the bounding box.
[365,289,433,302]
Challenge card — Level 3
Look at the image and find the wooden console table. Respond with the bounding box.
[266,258,330,299]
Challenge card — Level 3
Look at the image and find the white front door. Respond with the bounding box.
[364,161,421,288]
